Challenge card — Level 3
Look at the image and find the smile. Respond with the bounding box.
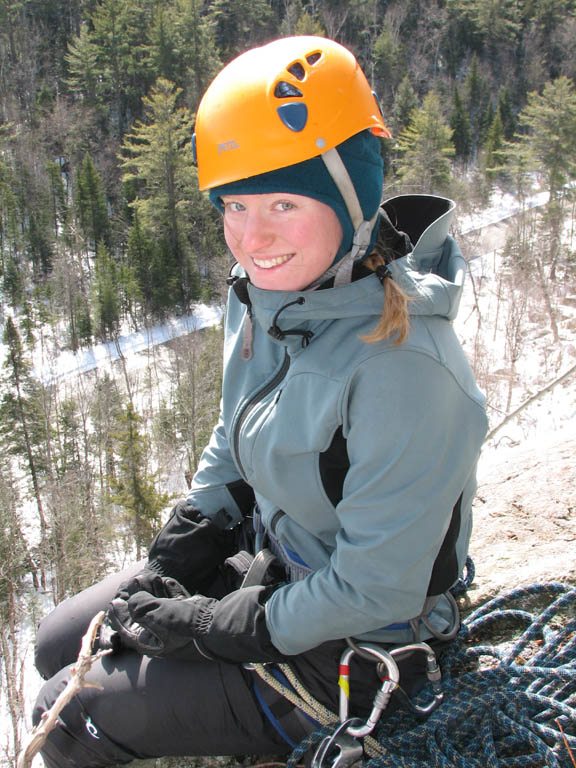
[252,254,294,269]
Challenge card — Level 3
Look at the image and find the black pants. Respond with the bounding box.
[33,563,306,768]
[34,565,439,768]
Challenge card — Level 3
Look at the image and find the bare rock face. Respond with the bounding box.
[466,429,576,606]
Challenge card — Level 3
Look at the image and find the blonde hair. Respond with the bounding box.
[360,235,411,346]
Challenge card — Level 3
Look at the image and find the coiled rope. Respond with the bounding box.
[257,581,576,768]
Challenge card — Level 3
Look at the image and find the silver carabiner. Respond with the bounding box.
[338,642,400,738]
[312,719,364,768]
[389,642,444,715]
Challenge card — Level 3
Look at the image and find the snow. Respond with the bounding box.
[31,303,224,385]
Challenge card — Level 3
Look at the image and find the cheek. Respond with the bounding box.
[223,220,241,255]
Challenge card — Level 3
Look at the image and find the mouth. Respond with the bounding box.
[252,253,295,269]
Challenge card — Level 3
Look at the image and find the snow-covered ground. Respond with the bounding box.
[32,303,223,385]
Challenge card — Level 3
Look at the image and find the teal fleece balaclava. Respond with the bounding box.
[209,130,384,265]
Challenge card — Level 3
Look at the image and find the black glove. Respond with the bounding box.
[146,500,237,592]
[100,572,190,652]
[110,576,285,664]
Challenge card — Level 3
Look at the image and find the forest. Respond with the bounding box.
[1,1,576,766]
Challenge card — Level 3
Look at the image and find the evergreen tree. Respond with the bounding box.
[66,0,157,133]
[482,108,505,181]
[92,241,120,339]
[392,75,418,134]
[395,91,455,193]
[120,77,203,309]
[503,76,576,279]
[0,458,30,766]
[497,85,517,140]
[372,24,406,104]
[447,0,522,55]
[206,0,274,60]
[109,401,168,558]
[451,86,472,160]
[74,154,110,253]
[46,160,68,235]
[64,21,101,105]
[0,124,23,268]
[464,54,492,155]
[155,0,221,108]
[0,317,49,574]
[293,9,325,36]
[126,212,178,317]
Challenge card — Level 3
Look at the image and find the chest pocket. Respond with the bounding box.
[240,373,343,529]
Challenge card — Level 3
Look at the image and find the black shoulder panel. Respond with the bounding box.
[319,426,350,507]
[427,493,463,596]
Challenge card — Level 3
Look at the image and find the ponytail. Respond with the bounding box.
[360,246,410,346]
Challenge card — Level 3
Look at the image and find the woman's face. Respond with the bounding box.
[221,193,343,291]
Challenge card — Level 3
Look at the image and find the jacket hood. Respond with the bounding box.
[232,194,465,351]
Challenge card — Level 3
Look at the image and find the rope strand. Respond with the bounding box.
[262,582,576,768]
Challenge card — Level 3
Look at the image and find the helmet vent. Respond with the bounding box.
[306,51,322,65]
[274,81,303,99]
[287,61,306,80]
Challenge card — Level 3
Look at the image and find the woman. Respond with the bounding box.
[33,36,487,767]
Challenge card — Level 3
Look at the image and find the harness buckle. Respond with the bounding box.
[338,642,400,739]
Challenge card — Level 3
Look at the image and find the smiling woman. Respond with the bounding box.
[221,193,343,291]
[33,36,488,768]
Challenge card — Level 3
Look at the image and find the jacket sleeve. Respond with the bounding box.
[187,411,254,527]
[265,346,487,655]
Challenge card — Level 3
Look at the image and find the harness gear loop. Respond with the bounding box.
[338,643,400,739]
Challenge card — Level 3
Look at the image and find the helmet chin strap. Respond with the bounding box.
[306,147,379,290]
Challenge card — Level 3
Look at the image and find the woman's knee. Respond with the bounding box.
[33,664,135,768]
[35,562,145,679]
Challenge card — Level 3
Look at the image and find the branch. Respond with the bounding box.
[17,612,112,768]
[485,362,576,443]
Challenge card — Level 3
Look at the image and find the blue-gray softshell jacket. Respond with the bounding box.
[188,195,488,655]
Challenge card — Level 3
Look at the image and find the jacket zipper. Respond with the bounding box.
[233,348,290,479]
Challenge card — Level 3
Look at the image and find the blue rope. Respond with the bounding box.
[293,582,576,767]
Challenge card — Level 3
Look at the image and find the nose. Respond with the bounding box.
[227,208,275,253]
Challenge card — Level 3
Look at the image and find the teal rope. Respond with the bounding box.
[292,582,576,768]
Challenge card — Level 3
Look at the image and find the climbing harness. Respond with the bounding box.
[274,581,576,768]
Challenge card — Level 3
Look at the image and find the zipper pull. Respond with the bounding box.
[241,312,254,360]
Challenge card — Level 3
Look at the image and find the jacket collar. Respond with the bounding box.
[231,194,462,352]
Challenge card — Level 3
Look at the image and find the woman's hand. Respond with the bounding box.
[105,576,285,664]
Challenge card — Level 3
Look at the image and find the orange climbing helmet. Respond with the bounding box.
[194,36,391,191]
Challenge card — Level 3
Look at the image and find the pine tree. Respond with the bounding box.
[0,458,30,766]
[65,21,101,105]
[154,0,221,108]
[451,86,472,160]
[109,401,168,558]
[464,54,492,156]
[395,91,455,193]
[66,0,157,133]
[482,109,505,181]
[0,317,49,579]
[392,75,418,134]
[372,24,406,105]
[92,241,120,339]
[497,86,516,140]
[206,0,274,60]
[75,154,110,253]
[503,76,576,280]
[120,77,204,309]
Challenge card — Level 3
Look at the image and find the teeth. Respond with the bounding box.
[253,254,293,269]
